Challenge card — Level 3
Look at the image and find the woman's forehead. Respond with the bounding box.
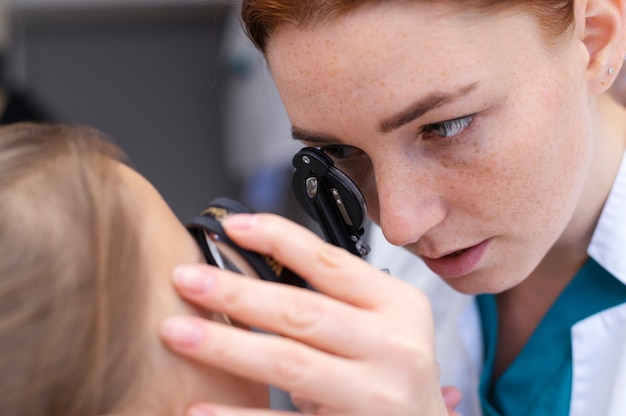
[266,4,536,107]
[266,2,530,74]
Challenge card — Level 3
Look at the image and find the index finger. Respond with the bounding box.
[221,213,426,311]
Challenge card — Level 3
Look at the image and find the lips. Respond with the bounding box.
[420,240,489,279]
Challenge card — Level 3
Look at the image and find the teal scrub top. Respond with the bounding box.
[476,258,626,416]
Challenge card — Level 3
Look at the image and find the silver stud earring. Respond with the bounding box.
[609,67,615,75]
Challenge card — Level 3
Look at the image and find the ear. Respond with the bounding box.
[579,0,626,95]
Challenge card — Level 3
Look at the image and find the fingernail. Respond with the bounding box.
[173,265,215,294]
[442,386,462,408]
[222,213,254,230]
[161,317,206,347]
[187,406,214,416]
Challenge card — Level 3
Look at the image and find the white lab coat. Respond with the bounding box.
[367,150,626,416]
[566,148,626,416]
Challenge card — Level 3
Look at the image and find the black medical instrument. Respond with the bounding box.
[186,197,307,288]
[185,147,369,288]
[292,147,370,258]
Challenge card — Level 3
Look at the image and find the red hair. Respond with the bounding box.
[242,0,575,53]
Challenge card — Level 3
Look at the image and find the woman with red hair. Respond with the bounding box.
[161,1,626,415]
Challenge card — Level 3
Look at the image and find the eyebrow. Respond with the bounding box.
[291,127,338,145]
[379,82,479,133]
[291,82,479,144]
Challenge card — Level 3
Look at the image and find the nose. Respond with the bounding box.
[373,162,446,248]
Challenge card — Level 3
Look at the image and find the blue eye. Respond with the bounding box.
[422,114,475,139]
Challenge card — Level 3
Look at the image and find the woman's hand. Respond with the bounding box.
[292,386,462,415]
[160,213,449,415]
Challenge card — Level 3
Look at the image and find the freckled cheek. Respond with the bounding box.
[442,128,538,217]
[481,128,584,235]
[530,101,591,201]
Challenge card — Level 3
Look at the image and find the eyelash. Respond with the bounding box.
[319,144,361,160]
[319,114,477,159]
[420,114,475,145]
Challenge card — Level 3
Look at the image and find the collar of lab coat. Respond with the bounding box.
[588,150,626,284]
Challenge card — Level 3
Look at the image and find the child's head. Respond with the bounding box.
[0,123,268,415]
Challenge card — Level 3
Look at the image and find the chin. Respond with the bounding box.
[439,269,521,296]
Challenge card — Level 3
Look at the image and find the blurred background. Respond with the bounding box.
[2,0,302,222]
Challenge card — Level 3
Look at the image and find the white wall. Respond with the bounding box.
[3,1,239,221]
